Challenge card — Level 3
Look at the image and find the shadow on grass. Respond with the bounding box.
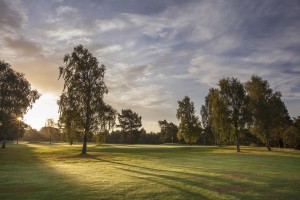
[86,147,300,200]
[1,143,299,200]
[0,143,100,200]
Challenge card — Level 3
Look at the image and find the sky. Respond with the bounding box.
[1,0,300,132]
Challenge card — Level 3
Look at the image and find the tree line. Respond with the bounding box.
[1,45,299,154]
[175,77,300,152]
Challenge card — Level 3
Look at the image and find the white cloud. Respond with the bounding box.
[56,5,77,16]
[43,28,91,40]
[95,19,128,32]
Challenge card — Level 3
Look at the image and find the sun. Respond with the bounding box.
[23,93,60,130]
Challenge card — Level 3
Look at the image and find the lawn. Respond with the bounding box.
[0,142,299,200]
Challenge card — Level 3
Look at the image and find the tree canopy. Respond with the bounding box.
[117,109,142,144]
[0,61,40,148]
[245,75,290,151]
[158,120,178,143]
[176,96,201,144]
[58,45,114,154]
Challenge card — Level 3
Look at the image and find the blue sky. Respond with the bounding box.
[1,0,300,131]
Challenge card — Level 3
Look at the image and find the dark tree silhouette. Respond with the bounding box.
[158,120,178,143]
[117,109,142,144]
[0,61,40,148]
[58,45,114,154]
[245,75,290,151]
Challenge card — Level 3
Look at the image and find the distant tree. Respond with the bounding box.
[138,130,161,144]
[58,45,114,154]
[158,120,178,143]
[95,104,117,144]
[176,96,202,144]
[22,128,43,141]
[117,109,142,144]
[0,61,40,148]
[217,77,249,152]
[283,117,300,149]
[106,130,122,143]
[200,96,215,145]
[245,75,290,151]
[40,119,61,143]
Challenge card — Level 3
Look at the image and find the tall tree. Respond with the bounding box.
[176,96,201,144]
[0,61,40,148]
[200,95,215,145]
[283,116,300,149]
[158,120,178,143]
[117,109,142,144]
[58,45,111,154]
[245,75,290,151]
[218,77,249,152]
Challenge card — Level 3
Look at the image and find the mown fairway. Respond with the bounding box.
[1,143,299,200]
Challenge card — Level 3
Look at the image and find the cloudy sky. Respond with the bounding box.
[1,0,300,132]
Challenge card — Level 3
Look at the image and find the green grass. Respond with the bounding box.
[1,142,300,199]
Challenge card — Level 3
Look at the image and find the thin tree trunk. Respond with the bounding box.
[235,128,240,152]
[82,92,91,155]
[266,137,271,151]
[130,129,133,144]
[82,131,87,154]
[1,134,6,148]
[265,131,272,151]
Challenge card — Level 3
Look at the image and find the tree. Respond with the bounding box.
[58,45,113,154]
[200,98,215,145]
[176,96,202,144]
[0,61,40,148]
[158,120,178,143]
[206,88,233,146]
[58,93,84,145]
[283,117,300,149]
[40,119,61,143]
[95,104,117,144]
[22,128,43,141]
[117,109,142,144]
[218,77,249,152]
[245,75,290,151]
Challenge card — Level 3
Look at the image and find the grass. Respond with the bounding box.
[0,142,300,199]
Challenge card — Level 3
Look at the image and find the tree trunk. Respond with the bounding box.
[130,130,133,144]
[266,137,271,151]
[265,131,272,151]
[235,128,240,152]
[1,134,6,148]
[82,131,87,154]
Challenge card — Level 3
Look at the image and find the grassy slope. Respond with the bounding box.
[0,143,299,200]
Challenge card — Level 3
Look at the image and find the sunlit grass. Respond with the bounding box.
[1,142,299,199]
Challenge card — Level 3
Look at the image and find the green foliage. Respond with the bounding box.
[158,119,178,143]
[0,61,40,147]
[283,117,300,149]
[117,109,142,144]
[176,96,201,144]
[40,127,61,142]
[206,88,233,145]
[22,128,43,141]
[207,78,249,152]
[58,45,115,154]
[245,75,290,150]
[94,130,108,144]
